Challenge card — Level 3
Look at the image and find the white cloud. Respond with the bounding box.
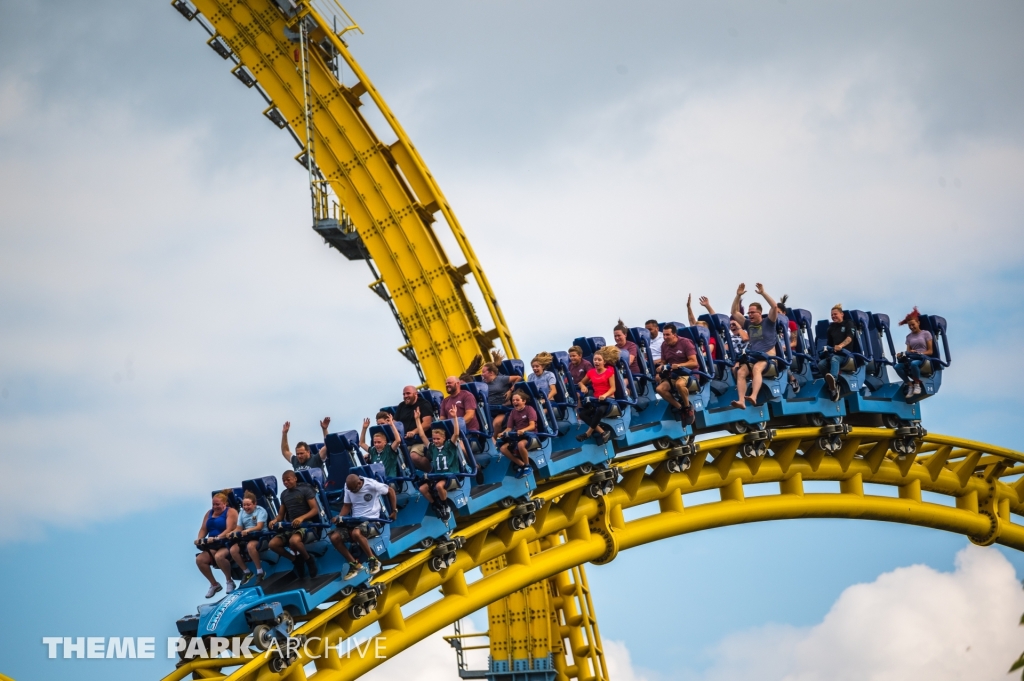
[696,545,1024,681]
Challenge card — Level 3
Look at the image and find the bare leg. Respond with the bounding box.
[230,543,247,572]
[288,534,309,561]
[196,552,217,586]
[268,536,287,557]
[516,440,531,467]
[499,442,515,462]
[749,362,766,404]
[246,541,263,571]
[733,365,750,408]
[329,531,357,563]
[435,481,448,502]
[351,529,373,559]
[419,482,435,503]
[213,548,233,582]
[656,380,681,409]
[411,451,431,472]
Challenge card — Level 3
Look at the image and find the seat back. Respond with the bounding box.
[460,381,494,437]
[627,327,656,380]
[421,389,444,416]
[699,313,737,379]
[211,487,244,511]
[549,350,580,406]
[572,336,606,364]
[295,468,331,523]
[323,430,361,491]
[919,315,950,368]
[846,310,870,358]
[789,309,815,374]
[677,325,712,392]
[241,476,280,518]
[501,360,525,378]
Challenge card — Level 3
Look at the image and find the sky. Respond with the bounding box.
[1,0,1023,679]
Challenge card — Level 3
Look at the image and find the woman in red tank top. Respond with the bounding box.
[576,347,619,444]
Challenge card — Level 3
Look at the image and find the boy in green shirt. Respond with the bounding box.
[359,412,402,480]
[414,407,465,520]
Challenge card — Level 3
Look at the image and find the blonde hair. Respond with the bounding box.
[597,345,620,365]
[213,492,230,506]
[696,320,708,328]
[531,352,553,369]
[832,303,843,311]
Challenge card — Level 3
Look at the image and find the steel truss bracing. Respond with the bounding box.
[179,0,517,387]
[162,428,1024,681]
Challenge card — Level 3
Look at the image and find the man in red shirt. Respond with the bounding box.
[441,375,480,432]
[654,324,699,423]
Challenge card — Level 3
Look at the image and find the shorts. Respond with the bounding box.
[332,521,381,541]
[501,432,540,449]
[409,443,426,454]
[281,527,309,542]
[426,477,460,491]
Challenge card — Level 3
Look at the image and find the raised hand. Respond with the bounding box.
[362,417,371,429]
[282,421,291,434]
[736,283,747,297]
[448,407,458,418]
[754,282,765,296]
[320,416,331,430]
[413,407,420,419]
[699,296,710,309]
[687,293,692,306]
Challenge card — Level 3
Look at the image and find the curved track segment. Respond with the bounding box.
[187,0,515,386]
[163,428,1024,681]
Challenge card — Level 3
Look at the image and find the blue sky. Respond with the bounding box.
[1,1,1023,680]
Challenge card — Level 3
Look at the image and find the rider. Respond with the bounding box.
[441,376,480,432]
[281,420,329,473]
[393,385,435,463]
[818,304,855,400]
[195,491,238,598]
[329,473,397,580]
[567,346,594,385]
[528,352,558,403]
[645,319,663,361]
[497,390,538,474]
[481,361,520,432]
[229,491,267,584]
[360,412,402,480]
[414,407,465,518]
[612,321,640,374]
[730,283,780,408]
[897,307,934,397]
[654,323,699,424]
[576,346,620,444]
[268,470,320,580]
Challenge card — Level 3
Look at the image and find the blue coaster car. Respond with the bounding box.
[325,430,454,557]
[694,314,773,433]
[177,468,374,650]
[768,308,846,425]
[616,325,693,449]
[843,312,949,428]
[534,351,615,476]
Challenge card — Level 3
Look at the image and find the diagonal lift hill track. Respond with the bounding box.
[165,428,1024,680]
[177,0,516,387]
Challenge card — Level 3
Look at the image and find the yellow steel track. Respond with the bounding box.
[187,0,515,387]
[162,428,1024,680]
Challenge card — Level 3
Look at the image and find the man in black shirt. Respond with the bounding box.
[268,470,320,579]
[818,305,855,401]
[394,386,435,471]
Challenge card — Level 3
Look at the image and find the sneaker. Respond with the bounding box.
[682,407,696,427]
[291,558,306,580]
[824,374,837,396]
[575,432,589,442]
[913,382,922,396]
[600,429,614,444]
[344,563,363,581]
[514,465,531,479]
[437,503,451,521]
[205,583,222,599]
[241,570,253,583]
[369,558,382,575]
[253,571,264,584]
[225,579,236,594]
[306,556,319,578]
[904,382,914,397]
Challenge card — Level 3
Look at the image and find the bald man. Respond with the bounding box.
[394,385,435,471]
[441,376,480,431]
[329,474,396,579]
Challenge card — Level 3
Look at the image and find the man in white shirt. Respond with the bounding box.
[328,474,396,579]
[645,319,664,362]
